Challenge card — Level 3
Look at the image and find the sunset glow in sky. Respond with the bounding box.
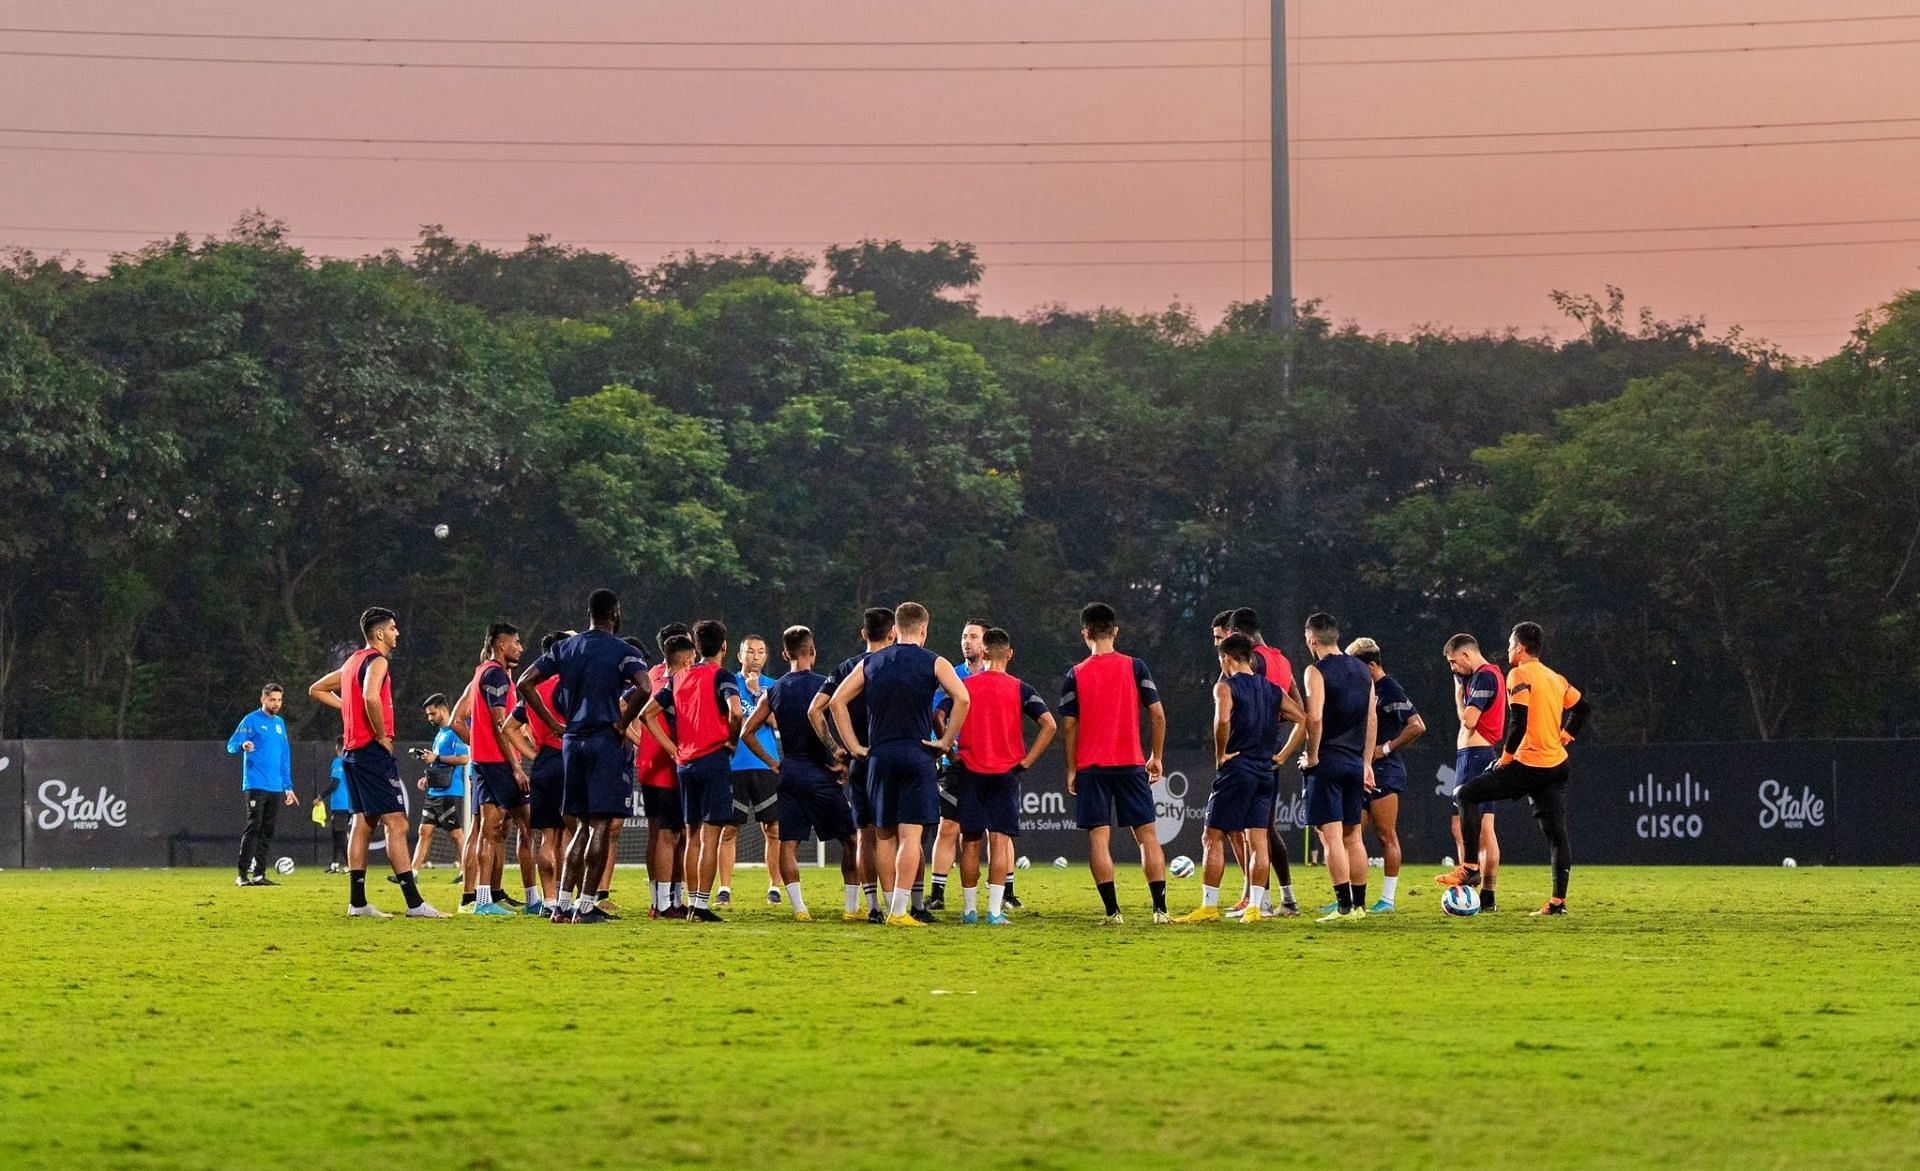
[4,1,1917,355]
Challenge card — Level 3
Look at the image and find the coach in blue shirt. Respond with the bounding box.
[227,683,297,887]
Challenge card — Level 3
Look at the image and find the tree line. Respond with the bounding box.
[2,215,1914,746]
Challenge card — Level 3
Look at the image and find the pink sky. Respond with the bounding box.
[4,1,1918,356]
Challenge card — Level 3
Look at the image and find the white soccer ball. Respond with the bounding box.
[1168,855,1196,879]
[274,856,295,875]
[433,523,449,539]
[1051,856,1069,869]
[1782,857,1797,868]
[1441,855,1456,868]
[1442,885,1480,917]
[1015,856,1031,870]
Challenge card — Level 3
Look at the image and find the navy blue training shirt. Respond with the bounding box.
[819,651,872,750]
[862,642,941,748]
[1311,651,1374,760]
[528,629,649,736]
[1374,673,1418,748]
[1223,671,1285,760]
[767,670,835,769]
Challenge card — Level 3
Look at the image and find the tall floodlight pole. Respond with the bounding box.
[1270,0,1292,337]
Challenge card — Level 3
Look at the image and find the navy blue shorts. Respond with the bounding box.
[527,747,565,829]
[641,783,684,833]
[562,730,632,819]
[845,757,876,828]
[870,741,940,829]
[678,750,734,826]
[474,760,529,811]
[956,768,1020,837]
[342,743,405,817]
[728,768,779,828]
[1305,752,1366,827]
[1454,746,1498,795]
[778,761,856,843]
[938,765,963,818]
[1075,765,1154,830]
[1205,759,1274,832]
[1366,757,1407,804]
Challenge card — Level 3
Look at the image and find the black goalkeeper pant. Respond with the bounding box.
[238,791,281,879]
[1455,760,1572,900]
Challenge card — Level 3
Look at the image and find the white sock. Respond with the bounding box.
[718,886,731,898]
[989,883,1005,915]
[1202,884,1220,908]
[580,894,598,913]
[769,881,781,895]
[1281,884,1296,907]
[476,884,492,906]
[526,886,539,904]
[1256,886,1271,911]
[888,887,910,918]
[692,889,709,909]
[1382,875,1399,902]
[962,885,978,914]
[672,881,686,907]
[786,883,807,914]
[557,891,574,911]
[650,882,667,911]
[844,884,861,912]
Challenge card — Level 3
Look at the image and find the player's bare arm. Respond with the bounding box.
[827,661,869,757]
[741,700,780,770]
[925,656,970,752]
[308,669,343,711]
[1020,710,1058,771]
[1213,680,1235,767]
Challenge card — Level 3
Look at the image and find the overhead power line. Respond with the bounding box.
[8,232,1920,266]
[1291,13,1920,40]
[0,142,1256,166]
[11,214,1920,247]
[2,13,1918,47]
[6,130,1920,166]
[5,112,1920,149]
[4,36,1920,72]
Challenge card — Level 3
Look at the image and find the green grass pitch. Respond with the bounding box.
[2,865,1915,1169]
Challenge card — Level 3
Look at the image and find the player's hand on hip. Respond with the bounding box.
[922,737,951,755]
[1217,750,1239,769]
[240,741,254,752]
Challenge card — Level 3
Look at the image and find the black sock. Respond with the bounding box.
[597,889,610,901]
[1096,881,1120,915]
[1553,865,1569,901]
[349,869,367,908]
[1149,879,1167,913]
[1335,882,1352,912]
[461,891,476,906]
[397,871,424,910]
[931,872,947,891]
[1353,882,1367,909]
[1005,877,1016,897]
[1482,888,1497,910]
